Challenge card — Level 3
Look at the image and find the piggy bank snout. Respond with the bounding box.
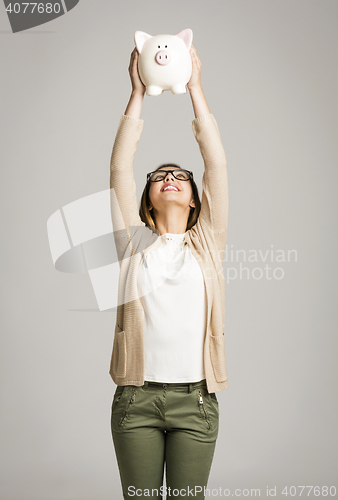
[155,50,171,66]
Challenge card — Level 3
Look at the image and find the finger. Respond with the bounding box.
[194,52,201,66]
[129,50,135,63]
[191,47,199,61]
[131,52,137,67]
[193,46,199,58]
[191,50,197,63]
[131,48,137,62]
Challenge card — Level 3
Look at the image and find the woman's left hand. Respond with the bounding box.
[187,44,202,92]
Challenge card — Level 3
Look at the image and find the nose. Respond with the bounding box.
[164,171,175,182]
[155,50,171,66]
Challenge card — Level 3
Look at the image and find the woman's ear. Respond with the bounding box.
[189,199,195,209]
[149,204,153,211]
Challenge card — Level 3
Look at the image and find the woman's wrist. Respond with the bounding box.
[188,84,203,95]
[131,87,146,97]
[124,89,145,119]
[189,85,210,118]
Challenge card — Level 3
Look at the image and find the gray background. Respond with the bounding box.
[1,1,337,499]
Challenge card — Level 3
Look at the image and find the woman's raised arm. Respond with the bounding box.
[188,46,229,243]
[110,48,145,231]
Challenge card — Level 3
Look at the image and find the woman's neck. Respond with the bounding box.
[154,208,189,236]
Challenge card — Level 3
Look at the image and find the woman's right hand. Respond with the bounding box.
[128,48,146,95]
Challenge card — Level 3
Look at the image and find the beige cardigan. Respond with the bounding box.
[109,113,229,393]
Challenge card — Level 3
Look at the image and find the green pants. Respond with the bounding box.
[110,379,219,500]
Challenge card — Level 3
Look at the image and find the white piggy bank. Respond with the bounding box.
[134,29,193,96]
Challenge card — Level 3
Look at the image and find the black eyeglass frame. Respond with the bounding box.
[147,169,194,183]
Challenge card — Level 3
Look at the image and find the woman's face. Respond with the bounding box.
[148,166,195,215]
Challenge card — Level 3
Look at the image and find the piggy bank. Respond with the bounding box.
[134,29,193,96]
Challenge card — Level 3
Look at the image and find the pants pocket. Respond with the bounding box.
[119,387,137,427]
[197,390,211,430]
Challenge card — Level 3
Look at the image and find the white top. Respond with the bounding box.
[137,232,207,383]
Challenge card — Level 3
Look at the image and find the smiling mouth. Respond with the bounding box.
[162,186,179,192]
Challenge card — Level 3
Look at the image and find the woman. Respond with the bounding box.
[109,44,229,500]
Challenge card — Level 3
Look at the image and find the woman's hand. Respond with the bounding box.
[124,48,145,118]
[128,48,146,95]
[187,44,202,93]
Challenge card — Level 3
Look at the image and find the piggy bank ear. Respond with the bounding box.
[175,28,193,50]
[134,31,152,54]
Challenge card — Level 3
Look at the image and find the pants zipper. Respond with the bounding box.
[199,391,210,429]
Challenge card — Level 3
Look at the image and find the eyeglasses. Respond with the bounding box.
[147,169,193,183]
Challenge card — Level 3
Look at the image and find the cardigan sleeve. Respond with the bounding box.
[110,114,145,231]
[192,114,229,233]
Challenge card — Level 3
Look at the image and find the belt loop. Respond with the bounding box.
[188,383,193,393]
[144,381,149,388]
